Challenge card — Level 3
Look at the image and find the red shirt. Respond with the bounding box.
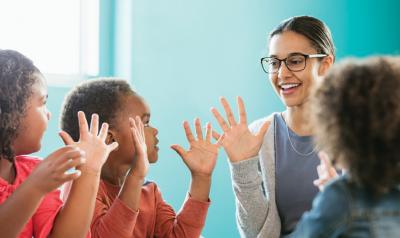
[91,180,210,238]
[0,155,63,238]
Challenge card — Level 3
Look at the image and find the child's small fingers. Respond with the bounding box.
[316,164,324,177]
[216,133,225,146]
[58,131,75,145]
[59,155,86,173]
[62,169,82,182]
[108,141,119,152]
[170,144,187,160]
[195,118,203,140]
[135,116,144,138]
[98,123,109,141]
[90,113,99,135]
[205,122,212,142]
[183,121,195,142]
[78,111,89,137]
[50,147,82,165]
[211,130,221,141]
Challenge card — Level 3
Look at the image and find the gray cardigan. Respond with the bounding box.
[229,114,281,238]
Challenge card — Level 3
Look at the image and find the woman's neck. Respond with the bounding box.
[283,103,313,136]
[0,157,16,184]
[101,161,131,187]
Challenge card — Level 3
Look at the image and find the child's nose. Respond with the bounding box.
[47,110,52,120]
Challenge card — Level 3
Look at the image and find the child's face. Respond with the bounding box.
[110,95,159,165]
[12,74,51,155]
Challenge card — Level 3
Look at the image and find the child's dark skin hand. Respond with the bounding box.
[128,116,149,179]
[59,111,119,173]
[27,146,85,195]
[171,118,219,202]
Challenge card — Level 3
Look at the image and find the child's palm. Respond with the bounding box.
[29,146,84,194]
[183,140,218,176]
[171,119,219,177]
[129,117,149,178]
[59,112,118,172]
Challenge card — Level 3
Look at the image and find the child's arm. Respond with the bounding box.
[171,118,219,201]
[90,116,147,238]
[153,183,210,238]
[0,147,84,238]
[144,119,217,238]
[50,112,118,238]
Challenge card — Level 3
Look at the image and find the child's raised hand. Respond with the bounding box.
[28,146,85,194]
[129,116,149,178]
[171,118,219,178]
[211,96,270,163]
[313,151,339,191]
[59,111,119,173]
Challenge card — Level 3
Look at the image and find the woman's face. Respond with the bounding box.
[268,31,331,108]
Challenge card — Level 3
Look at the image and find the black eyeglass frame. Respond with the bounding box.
[260,53,327,74]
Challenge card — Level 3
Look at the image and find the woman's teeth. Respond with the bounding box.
[281,83,300,90]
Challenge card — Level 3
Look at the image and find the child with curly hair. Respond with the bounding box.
[293,56,400,237]
[0,49,118,237]
[60,78,218,238]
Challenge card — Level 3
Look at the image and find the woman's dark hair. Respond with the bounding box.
[270,16,335,61]
[60,78,137,141]
[0,50,41,161]
[312,56,400,195]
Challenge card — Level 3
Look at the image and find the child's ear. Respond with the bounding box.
[106,130,116,145]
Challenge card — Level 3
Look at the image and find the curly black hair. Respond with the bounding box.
[0,50,41,161]
[312,56,400,195]
[60,78,137,141]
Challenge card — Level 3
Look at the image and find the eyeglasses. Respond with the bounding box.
[260,53,327,74]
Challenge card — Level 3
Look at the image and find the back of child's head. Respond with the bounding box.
[312,56,400,195]
[60,78,137,141]
[0,49,41,161]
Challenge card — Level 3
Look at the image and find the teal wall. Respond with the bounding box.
[38,1,400,237]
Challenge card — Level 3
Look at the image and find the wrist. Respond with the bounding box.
[191,173,212,182]
[127,169,146,181]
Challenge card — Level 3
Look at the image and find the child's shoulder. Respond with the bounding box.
[15,155,41,171]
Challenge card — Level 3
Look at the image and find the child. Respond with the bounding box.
[0,49,118,237]
[60,78,219,238]
[293,56,400,237]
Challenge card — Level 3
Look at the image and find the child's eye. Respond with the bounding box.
[143,121,150,127]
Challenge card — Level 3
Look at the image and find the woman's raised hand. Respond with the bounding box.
[211,96,270,163]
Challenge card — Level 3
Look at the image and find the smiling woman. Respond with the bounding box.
[210,15,335,238]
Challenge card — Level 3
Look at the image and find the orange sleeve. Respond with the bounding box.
[91,195,139,238]
[153,185,210,238]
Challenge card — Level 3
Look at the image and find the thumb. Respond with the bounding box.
[108,142,119,152]
[59,131,75,145]
[170,144,187,160]
[256,120,270,139]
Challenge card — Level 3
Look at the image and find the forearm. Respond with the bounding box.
[0,179,44,238]
[230,156,269,237]
[91,198,138,238]
[51,167,100,238]
[117,170,144,211]
[189,174,211,202]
